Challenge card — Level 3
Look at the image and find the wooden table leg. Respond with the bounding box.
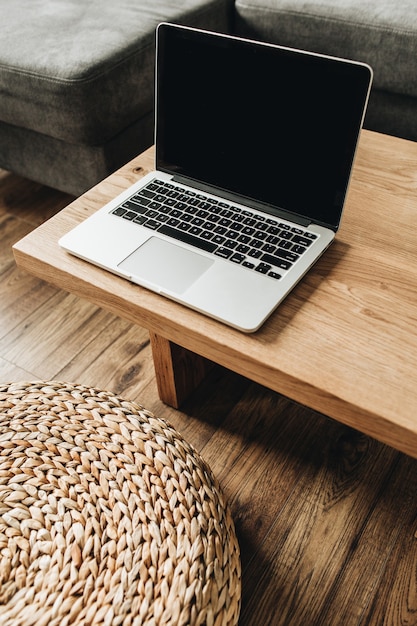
[149,332,214,408]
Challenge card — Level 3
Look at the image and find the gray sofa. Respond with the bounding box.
[1,0,415,196]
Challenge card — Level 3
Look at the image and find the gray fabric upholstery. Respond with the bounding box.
[234,0,417,97]
[0,112,154,196]
[0,0,232,146]
[364,89,417,142]
[0,0,232,194]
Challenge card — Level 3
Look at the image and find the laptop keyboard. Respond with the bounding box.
[111,179,318,280]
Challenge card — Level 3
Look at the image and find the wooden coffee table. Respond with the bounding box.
[13,130,417,458]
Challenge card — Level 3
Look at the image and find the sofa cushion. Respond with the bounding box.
[0,0,231,146]
[234,0,417,99]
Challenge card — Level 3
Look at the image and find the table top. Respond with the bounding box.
[13,130,417,458]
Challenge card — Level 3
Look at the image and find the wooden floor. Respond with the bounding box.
[2,168,417,626]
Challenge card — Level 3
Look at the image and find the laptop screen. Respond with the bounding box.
[156,24,372,230]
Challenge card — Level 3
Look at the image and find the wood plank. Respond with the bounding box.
[0,356,34,382]
[0,291,115,379]
[229,413,408,625]
[58,317,154,400]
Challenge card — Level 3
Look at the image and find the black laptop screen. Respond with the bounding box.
[156,24,372,230]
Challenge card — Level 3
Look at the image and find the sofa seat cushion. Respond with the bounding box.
[234,0,417,99]
[0,0,231,146]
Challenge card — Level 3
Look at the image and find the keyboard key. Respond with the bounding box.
[159,224,217,253]
[128,196,151,208]
[182,204,197,215]
[273,249,299,262]
[198,202,212,211]
[189,226,203,236]
[230,253,245,264]
[112,207,127,217]
[292,235,313,246]
[268,271,282,280]
[138,189,155,199]
[266,235,280,245]
[261,253,292,270]
[241,226,255,236]
[215,247,233,259]
[149,201,163,211]
[188,198,201,206]
[248,249,262,258]
[133,215,147,225]
[143,219,160,230]
[220,209,234,218]
[255,263,271,274]
[251,239,264,249]
[267,225,280,236]
[292,244,307,255]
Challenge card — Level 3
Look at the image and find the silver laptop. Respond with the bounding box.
[59,23,372,332]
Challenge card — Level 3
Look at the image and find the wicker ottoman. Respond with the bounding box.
[0,382,241,626]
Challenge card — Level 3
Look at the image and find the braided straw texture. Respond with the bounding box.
[0,382,241,626]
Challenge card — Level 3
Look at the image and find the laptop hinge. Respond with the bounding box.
[172,175,311,227]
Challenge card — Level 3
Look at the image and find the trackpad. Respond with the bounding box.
[118,237,214,294]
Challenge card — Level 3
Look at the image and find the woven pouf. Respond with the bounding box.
[0,382,241,626]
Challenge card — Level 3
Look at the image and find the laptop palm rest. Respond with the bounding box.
[118,237,213,294]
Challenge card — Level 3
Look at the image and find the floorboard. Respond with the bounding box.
[2,168,417,625]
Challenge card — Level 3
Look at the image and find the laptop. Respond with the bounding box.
[59,23,372,332]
